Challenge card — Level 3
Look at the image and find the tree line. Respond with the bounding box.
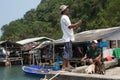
[1,0,120,42]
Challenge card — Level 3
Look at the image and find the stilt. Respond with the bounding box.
[5,61,11,66]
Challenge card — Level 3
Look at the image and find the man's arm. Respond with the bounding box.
[81,54,87,61]
[68,20,82,29]
[95,48,102,61]
[95,54,101,61]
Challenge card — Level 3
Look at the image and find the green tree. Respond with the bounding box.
[1,0,120,41]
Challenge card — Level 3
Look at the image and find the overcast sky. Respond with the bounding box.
[0,0,41,36]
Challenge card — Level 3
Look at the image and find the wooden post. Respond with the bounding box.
[21,58,23,65]
[29,53,31,65]
[33,53,35,65]
[5,60,11,66]
[20,50,23,65]
[116,40,118,48]
[52,41,55,63]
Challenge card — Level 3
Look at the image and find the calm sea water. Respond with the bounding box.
[0,65,40,80]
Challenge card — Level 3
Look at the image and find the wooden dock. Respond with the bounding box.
[44,60,119,80]
[0,57,23,66]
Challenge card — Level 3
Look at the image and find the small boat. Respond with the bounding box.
[22,65,50,78]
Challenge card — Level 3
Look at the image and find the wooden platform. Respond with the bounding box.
[0,57,23,66]
[44,60,119,80]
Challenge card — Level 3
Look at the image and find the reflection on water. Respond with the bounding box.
[0,65,40,80]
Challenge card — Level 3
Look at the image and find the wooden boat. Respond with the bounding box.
[22,65,50,78]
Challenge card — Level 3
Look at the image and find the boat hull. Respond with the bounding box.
[22,65,49,78]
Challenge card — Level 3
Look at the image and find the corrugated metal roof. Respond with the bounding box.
[34,41,51,49]
[0,41,6,44]
[54,27,120,43]
[75,27,120,42]
[16,37,54,45]
[0,40,22,48]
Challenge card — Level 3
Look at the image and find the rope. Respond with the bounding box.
[40,71,64,80]
[49,71,63,80]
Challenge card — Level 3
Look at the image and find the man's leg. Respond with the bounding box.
[62,42,73,70]
[67,61,73,68]
[62,59,67,70]
[88,59,94,64]
[67,41,73,68]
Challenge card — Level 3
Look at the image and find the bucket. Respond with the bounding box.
[52,62,60,71]
[105,56,112,61]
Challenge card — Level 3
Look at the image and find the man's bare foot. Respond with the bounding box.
[67,65,74,69]
[62,66,67,71]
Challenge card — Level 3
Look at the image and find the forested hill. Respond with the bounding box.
[1,0,120,42]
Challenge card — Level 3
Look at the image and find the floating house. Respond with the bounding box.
[16,37,54,64]
[0,40,23,66]
[52,27,120,59]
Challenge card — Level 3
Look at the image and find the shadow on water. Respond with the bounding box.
[0,65,40,80]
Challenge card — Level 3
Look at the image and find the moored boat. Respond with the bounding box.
[22,65,50,78]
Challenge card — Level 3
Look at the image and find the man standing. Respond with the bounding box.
[60,5,82,70]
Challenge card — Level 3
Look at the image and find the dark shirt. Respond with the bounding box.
[86,47,101,59]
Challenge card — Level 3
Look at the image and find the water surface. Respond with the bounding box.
[0,65,40,80]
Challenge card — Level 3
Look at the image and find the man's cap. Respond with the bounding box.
[92,40,98,44]
[60,5,68,13]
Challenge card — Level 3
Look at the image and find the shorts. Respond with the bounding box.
[63,42,73,60]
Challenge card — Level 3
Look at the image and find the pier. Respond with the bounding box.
[44,60,120,80]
